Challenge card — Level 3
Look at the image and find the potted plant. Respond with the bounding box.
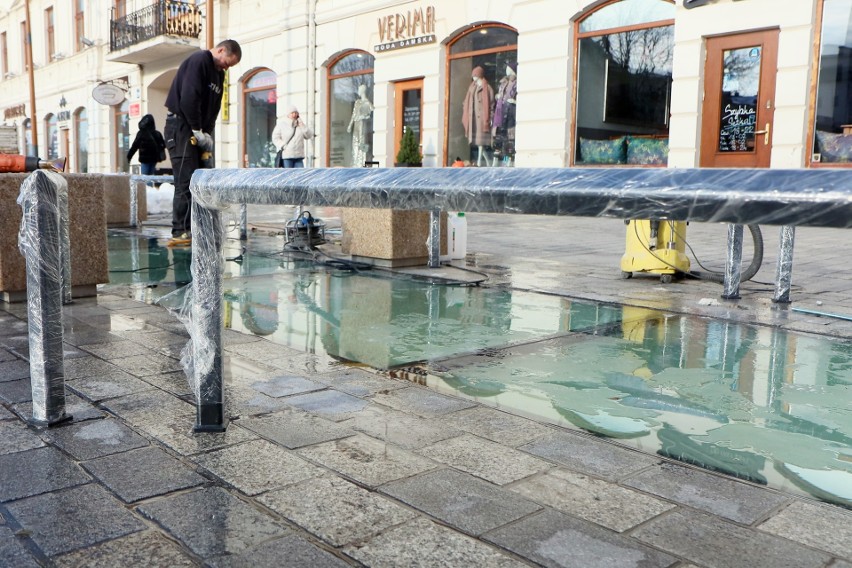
[394,126,423,167]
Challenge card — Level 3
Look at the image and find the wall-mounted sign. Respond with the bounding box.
[92,83,126,105]
[375,6,436,52]
[4,104,26,120]
[129,102,141,118]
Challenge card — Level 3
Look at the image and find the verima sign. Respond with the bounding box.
[374,6,437,52]
[92,83,126,105]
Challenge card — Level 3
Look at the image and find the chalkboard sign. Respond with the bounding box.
[718,97,756,152]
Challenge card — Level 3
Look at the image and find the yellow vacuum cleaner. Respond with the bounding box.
[620,219,690,283]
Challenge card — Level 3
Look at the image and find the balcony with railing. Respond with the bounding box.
[108,0,202,65]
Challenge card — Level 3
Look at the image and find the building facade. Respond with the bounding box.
[0,0,849,173]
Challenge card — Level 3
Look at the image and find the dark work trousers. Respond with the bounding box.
[164,115,209,237]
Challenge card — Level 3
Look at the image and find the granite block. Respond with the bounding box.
[82,446,205,503]
[137,487,285,559]
[43,418,149,461]
[0,447,90,502]
[341,208,447,266]
[6,483,145,557]
[258,474,417,546]
[484,508,676,568]
[53,530,196,568]
[102,174,146,225]
[624,462,790,524]
[0,173,108,299]
[343,517,526,568]
[380,468,542,536]
[632,508,831,568]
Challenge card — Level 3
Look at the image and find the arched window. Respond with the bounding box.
[445,24,518,167]
[242,68,277,168]
[811,0,852,166]
[74,107,88,173]
[326,50,375,167]
[44,113,58,159]
[114,100,129,172]
[573,0,675,166]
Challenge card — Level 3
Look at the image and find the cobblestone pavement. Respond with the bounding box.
[1,211,851,567]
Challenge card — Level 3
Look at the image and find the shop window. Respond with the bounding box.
[45,114,58,159]
[812,0,852,165]
[573,0,674,166]
[446,25,517,167]
[242,68,277,167]
[23,118,35,156]
[326,50,375,167]
[74,108,88,173]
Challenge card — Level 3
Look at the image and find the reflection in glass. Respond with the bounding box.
[717,47,761,153]
[243,70,277,168]
[579,0,675,33]
[575,1,672,165]
[45,114,58,159]
[75,108,88,173]
[328,51,374,167]
[116,101,130,172]
[813,0,852,163]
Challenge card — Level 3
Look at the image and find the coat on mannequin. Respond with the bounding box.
[461,66,494,166]
[492,62,518,166]
[347,84,374,167]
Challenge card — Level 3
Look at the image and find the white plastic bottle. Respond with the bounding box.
[450,212,468,260]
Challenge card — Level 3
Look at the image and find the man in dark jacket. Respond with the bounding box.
[127,114,166,175]
[164,39,241,245]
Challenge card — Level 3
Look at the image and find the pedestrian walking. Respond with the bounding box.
[126,114,166,175]
[272,106,314,168]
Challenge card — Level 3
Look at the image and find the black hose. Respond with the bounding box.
[693,224,764,283]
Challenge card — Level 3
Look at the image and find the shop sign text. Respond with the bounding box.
[375,6,436,52]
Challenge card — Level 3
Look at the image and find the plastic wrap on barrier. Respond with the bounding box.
[191,167,852,228]
[722,224,744,299]
[774,226,796,303]
[17,170,68,425]
[58,177,71,304]
[184,166,852,431]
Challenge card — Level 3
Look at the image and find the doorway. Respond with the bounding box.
[700,29,779,167]
[393,78,423,162]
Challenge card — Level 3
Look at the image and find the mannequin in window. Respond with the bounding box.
[492,61,517,167]
[347,84,374,167]
[461,66,494,166]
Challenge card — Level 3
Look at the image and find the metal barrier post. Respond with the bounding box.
[722,224,743,299]
[129,174,175,227]
[190,198,226,431]
[773,226,795,304]
[17,171,70,426]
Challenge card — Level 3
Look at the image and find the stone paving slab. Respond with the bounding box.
[42,418,149,461]
[194,439,325,496]
[13,392,105,423]
[78,339,158,360]
[317,367,409,397]
[297,433,437,488]
[343,517,526,567]
[82,446,205,503]
[53,530,198,567]
[440,406,553,448]
[6,483,145,557]
[0,378,31,404]
[417,433,551,485]
[62,356,126,380]
[370,385,478,417]
[0,526,40,568]
[508,468,676,532]
[250,374,326,398]
[519,431,659,480]
[67,371,154,402]
[0,420,45,455]
[483,508,677,568]
[109,353,184,376]
[380,468,542,536]
[206,533,352,568]
[238,408,355,449]
[258,473,418,547]
[0,359,31,382]
[136,487,285,559]
[623,462,791,524]
[342,404,463,450]
[282,389,370,421]
[757,500,852,559]
[0,447,90,502]
[632,508,833,568]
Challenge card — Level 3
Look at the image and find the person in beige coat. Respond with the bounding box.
[272,105,314,168]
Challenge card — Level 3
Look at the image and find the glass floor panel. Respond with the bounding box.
[104,228,852,507]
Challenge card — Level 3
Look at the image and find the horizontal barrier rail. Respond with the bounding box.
[185,166,852,432]
[129,174,174,227]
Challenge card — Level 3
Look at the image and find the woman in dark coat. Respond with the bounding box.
[127,114,166,175]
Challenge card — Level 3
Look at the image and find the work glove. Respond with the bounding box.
[192,130,213,151]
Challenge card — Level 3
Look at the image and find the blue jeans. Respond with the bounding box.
[140,163,157,175]
[282,158,304,168]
